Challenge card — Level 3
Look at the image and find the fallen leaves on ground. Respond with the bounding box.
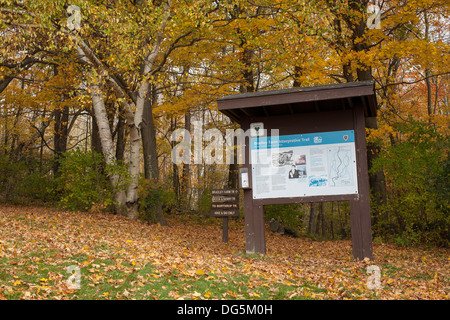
[0,205,448,300]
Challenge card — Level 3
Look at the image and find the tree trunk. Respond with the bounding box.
[320,202,326,237]
[357,66,387,211]
[173,160,180,203]
[293,65,303,87]
[180,111,191,209]
[170,117,180,203]
[125,123,141,218]
[89,79,126,214]
[141,89,159,181]
[126,5,171,219]
[308,203,317,234]
[227,39,255,189]
[330,202,335,239]
[52,66,69,177]
[115,106,126,162]
[91,113,103,156]
[424,11,434,123]
[72,0,172,219]
[345,0,387,212]
[227,139,239,189]
[141,91,167,226]
[53,104,69,178]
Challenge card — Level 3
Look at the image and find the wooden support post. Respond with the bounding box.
[244,189,255,253]
[254,205,266,254]
[244,189,266,254]
[350,199,373,260]
[350,105,374,260]
[222,217,229,243]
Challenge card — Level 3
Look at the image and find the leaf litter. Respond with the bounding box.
[0,205,448,300]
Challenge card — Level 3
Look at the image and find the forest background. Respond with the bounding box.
[0,0,448,248]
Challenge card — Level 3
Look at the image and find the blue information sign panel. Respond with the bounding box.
[250,130,358,199]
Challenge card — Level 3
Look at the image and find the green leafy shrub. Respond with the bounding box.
[139,178,176,223]
[264,203,306,234]
[372,120,449,247]
[56,149,113,211]
[0,154,57,204]
[17,171,58,202]
[0,155,26,200]
[198,187,212,216]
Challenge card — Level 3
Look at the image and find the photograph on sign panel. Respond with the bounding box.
[288,164,307,180]
[272,150,294,167]
[288,165,299,179]
[297,165,307,179]
[295,154,306,165]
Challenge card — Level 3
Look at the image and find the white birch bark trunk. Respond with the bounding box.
[125,124,141,218]
[89,79,127,213]
[125,4,171,217]
[72,1,172,219]
[76,46,127,213]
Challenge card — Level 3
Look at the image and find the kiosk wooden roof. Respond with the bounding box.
[217,81,377,122]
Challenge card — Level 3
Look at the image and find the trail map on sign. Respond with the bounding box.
[328,146,354,187]
[250,130,358,200]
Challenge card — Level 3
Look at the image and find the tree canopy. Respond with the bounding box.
[1,0,448,246]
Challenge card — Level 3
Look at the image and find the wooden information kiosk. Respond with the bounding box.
[217,81,376,260]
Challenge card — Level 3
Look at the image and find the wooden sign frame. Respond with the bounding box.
[217,81,376,260]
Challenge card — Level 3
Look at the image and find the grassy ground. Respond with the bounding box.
[0,205,448,300]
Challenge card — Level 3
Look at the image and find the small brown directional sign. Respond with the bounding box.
[211,189,239,217]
